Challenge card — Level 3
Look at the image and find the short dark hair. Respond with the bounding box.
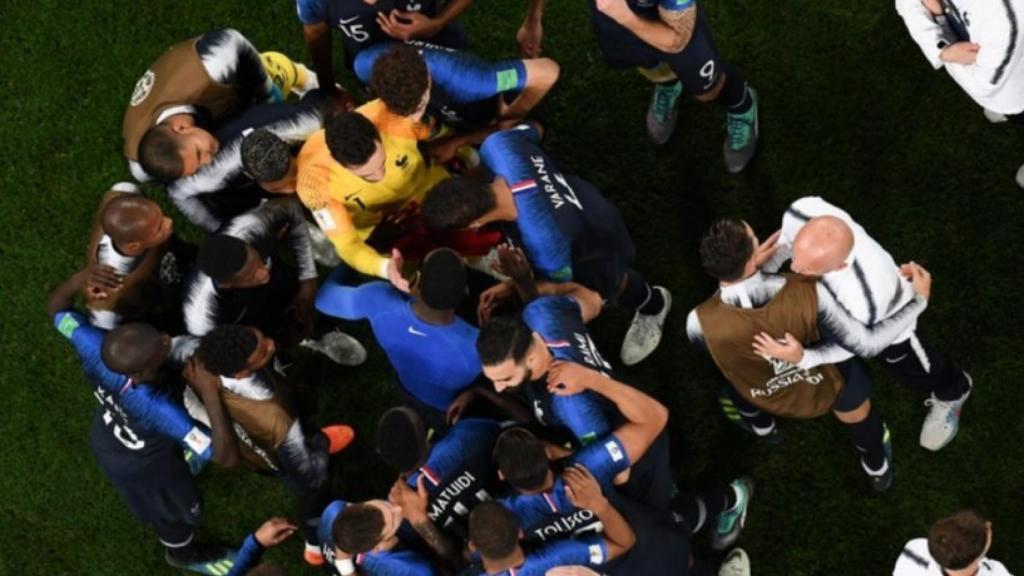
[493,428,550,491]
[371,45,430,117]
[326,112,380,168]
[197,325,259,377]
[376,407,429,473]
[699,217,753,282]
[333,504,385,554]
[419,248,466,310]
[929,510,989,570]
[469,502,520,560]
[198,234,249,282]
[138,125,185,182]
[476,316,534,367]
[421,177,496,230]
[101,323,164,374]
[241,129,292,183]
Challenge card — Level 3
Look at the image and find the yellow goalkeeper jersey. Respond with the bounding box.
[296,99,449,277]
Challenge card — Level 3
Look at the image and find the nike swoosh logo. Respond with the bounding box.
[885,354,907,364]
[338,15,359,24]
[407,326,427,336]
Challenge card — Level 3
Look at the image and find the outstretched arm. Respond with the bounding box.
[564,465,635,561]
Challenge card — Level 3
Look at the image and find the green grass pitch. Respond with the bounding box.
[1,0,1022,574]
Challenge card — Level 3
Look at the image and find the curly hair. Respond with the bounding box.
[370,44,430,117]
[196,325,259,377]
[241,129,292,183]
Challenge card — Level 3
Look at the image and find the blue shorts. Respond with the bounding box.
[590,5,724,96]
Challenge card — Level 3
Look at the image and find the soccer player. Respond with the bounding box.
[893,510,1012,576]
[476,284,615,447]
[376,407,509,567]
[895,0,1024,185]
[318,498,436,575]
[757,197,974,451]
[83,183,194,332]
[687,218,934,490]
[47,269,239,575]
[123,29,291,182]
[515,0,759,172]
[295,107,449,279]
[182,198,366,364]
[314,248,484,430]
[468,468,634,576]
[168,98,329,232]
[494,362,752,554]
[296,0,473,101]
[194,324,356,566]
[424,125,671,366]
[353,43,560,161]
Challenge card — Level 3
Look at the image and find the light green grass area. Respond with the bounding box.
[1,1,1022,574]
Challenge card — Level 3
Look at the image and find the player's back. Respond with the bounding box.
[362,283,482,411]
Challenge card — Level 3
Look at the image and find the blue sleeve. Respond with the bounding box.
[572,434,631,487]
[527,535,608,572]
[552,393,610,446]
[362,550,436,576]
[659,0,695,11]
[522,297,583,345]
[227,534,264,576]
[481,129,572,282]
[425,49,528,102]
[121,385,214,464]
[353,43,391,85]
[409,419,498,488]
[55,311,126,394]
[296,0,327,24]
[315,267,405,321]
[54,311,214,468]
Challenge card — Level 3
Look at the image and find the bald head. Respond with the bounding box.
[792,216,854,276]
[100,195,172,253]
[101,323,168,376]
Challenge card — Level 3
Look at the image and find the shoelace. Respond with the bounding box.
[727,112,753,150]
[923,397,957,422]
[654,85,678,122]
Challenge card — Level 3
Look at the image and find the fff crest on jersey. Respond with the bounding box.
[130,70,156,106]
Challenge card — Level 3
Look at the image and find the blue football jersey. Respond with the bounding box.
[54,310,213,468]
[476,535,609,576]
[500,434,631,543]
[406,418,504,537]
[354,42,528,129]
[319,500,436,576]
[480,126,633,291]
[520,296,615,446]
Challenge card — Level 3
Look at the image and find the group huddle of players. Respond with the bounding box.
[46,0,1001,575]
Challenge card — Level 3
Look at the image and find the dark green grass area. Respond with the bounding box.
[1,0,1022,574]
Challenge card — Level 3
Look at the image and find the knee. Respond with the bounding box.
[693,74,726,103]
[834,398,871,423]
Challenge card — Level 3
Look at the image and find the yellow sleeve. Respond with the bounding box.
[311,197,389,278]
[297,162,389,278]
